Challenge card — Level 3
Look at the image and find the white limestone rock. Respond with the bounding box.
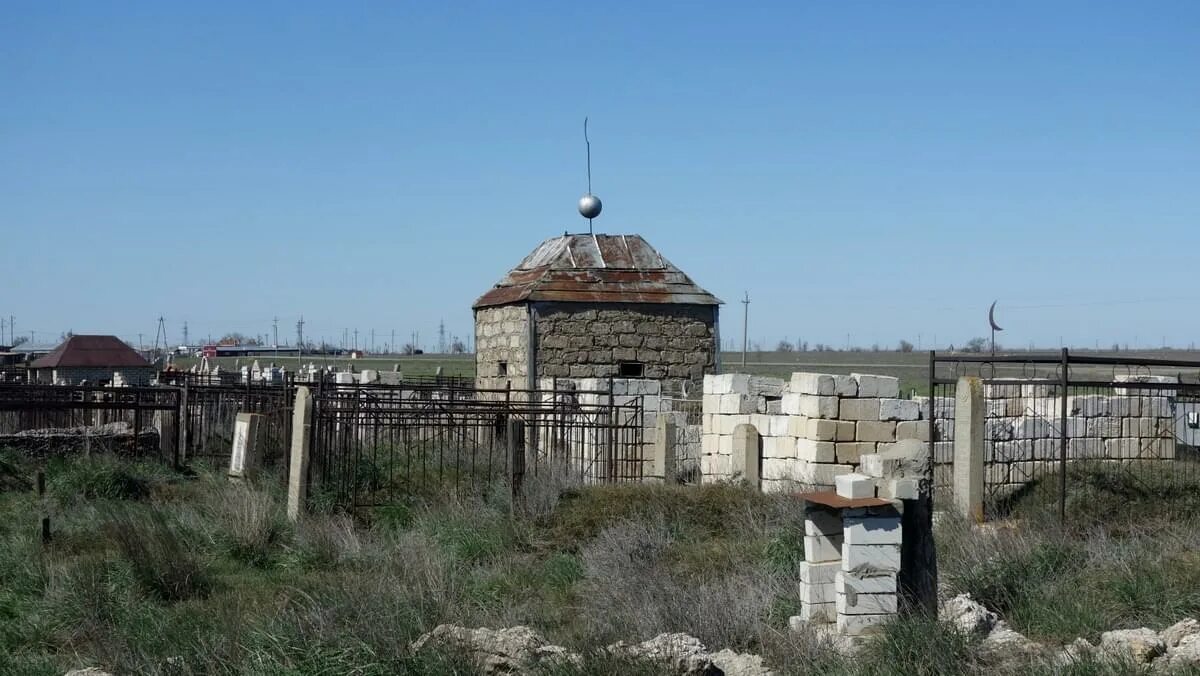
[1099,627,1165,664]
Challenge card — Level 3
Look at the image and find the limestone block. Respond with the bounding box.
[751,414,773,434]
[763,457,798,480]
[985,418,1014,441]
[768,415,791,437]
[791,372,837,396]
[701,434,719,454]
[1007,461,1038,484]
[836,571,897,595]
[1070,395,1109,417]
[836,613,891,636]
[1122,417,1173,438]
[839,398,880,421]
[1032,439,1060,461]
[719,394,756,415]
[807,418,841,441]
[879,399,920,421]
[1065,417,1088,437]
[1022,382,1055,398]
[760,436,784,459]
[986,399,1008,417]
[1148,438,1176,459]
[837,592,898,615]
[760,479,792,494]
[1104,438,1144,459]
[835,473,875,499]
[718,435,734,453]
[710,373,750,395]
[878,478,918,500]
[748,376,786,398]
[857,440,930,481]
[799,395,839,420]
[843,516,902,545]
[800,603,835,623]
[1011,416,1052,439]
[853,374,900,398]
[787,415,810,436]
[1108,396,1136,417]
[800,560,840,583]
[805,509,843,536]
[804,533,844,563]
[842,544,902,574]
[833,375,859,397]
[856,421,896,443]
[719,414,751,435]
[986,381,1022,398]
[836,442,874,464]
[1141,396,1172,418]
[1068,438,1104,459]
[781,393,803,416]
[798,462,855,486]
[799,581,836,605]
[834,420,856,441]
[797,438,836,463]
[1086,417,1122,438]
[896,420,929,442]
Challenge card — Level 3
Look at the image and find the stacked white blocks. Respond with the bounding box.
[701,372,924,491]
[980,379,1177,491]
[800,501,902,636]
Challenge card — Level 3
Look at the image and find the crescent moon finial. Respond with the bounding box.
[989,301,1004,332]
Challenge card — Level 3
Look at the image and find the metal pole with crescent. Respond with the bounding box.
[988,301,1004,356]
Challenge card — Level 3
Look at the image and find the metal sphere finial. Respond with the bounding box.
[578,193,602,220]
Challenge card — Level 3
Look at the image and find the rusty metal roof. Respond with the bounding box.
[473,233,722,309]
[30,335,152,369]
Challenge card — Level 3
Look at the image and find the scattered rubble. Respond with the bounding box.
[409,624,774,675]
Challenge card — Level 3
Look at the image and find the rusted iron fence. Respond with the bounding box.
[308,381,646,510]
[181,383,293,468]
[0,384,181,462]
[931,350,1200,521]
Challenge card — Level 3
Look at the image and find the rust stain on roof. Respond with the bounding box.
[473,233,722,309]
[30,335,151,369]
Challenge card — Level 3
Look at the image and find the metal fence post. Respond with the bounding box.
[508,418,525,509]
[1059,347,1069,524]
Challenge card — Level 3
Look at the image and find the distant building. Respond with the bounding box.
[473,233,722,396]
[29,335,156,386]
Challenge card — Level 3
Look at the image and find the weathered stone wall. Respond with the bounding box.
[531,302,717,397]
[474,305,530,391]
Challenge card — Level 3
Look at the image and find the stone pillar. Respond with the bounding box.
[286,386,313,522]
[953,376,985,523]
[731,423,761,489]
[154,409,178,466]
[837,506,902,636]
[798,504,841,623]
[651,415,677,484]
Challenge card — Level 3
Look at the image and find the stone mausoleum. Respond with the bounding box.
[473,233,722,396]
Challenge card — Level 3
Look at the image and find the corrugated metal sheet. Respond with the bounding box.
[473,234,722,309]
[29,335,151,369]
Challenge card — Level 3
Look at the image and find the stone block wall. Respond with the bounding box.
[474,305,530,391]
[37,366,156,386]
[531,302,717,397]
[701,372,927,492]
[924,375,1182,500]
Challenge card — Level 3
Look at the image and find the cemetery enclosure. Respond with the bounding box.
[930,351,1200,520]
[306,380,647,509]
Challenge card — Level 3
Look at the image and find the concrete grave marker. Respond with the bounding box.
[229,412,264,478]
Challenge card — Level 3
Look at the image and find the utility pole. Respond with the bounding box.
[182,321,189,348]
[353,328,359,352]
[296,315,305,365]
[273,316,279,355]
[438,320,446,354]
[741,291,750,368]
[137,333,143,350]
[370,329,375,354]
[390,329,395,355]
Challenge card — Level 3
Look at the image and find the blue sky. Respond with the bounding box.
[2,2,1198,351]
